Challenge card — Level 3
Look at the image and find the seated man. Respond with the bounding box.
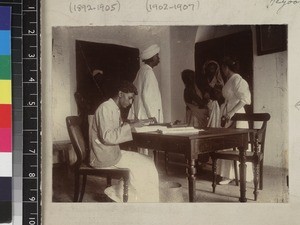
[89,80,159,202]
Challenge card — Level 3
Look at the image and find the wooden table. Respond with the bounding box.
[132,128,250,202]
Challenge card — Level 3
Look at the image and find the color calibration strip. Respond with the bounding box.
[0,6,12,224]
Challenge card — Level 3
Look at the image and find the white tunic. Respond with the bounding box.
[131,64,164,123]
[217,73,253,181]
[220,73,251,128]
[89,98,159,202]
[89,98,133,168]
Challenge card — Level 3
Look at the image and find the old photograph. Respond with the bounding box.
[51,25,288,203]
[40,0,300,223]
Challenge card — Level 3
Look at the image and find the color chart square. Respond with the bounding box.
[0,128,11,152]
[0,153,12,176]
[0,202,12,223]
[0,55,11,79]
[0,80,11,104]
[0,6,11,30]
[0,104,11,128]
[0,31,11,55]
[0,177,11,201]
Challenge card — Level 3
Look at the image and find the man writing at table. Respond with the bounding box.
[89,80,160,202]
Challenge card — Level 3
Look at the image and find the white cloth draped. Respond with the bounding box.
[207,100,221,128]
[202,60,225,88]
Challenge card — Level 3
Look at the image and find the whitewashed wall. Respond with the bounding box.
[169,26,198,123]
[252,39,288,169]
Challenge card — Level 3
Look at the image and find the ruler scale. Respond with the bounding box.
[22,0,41,224]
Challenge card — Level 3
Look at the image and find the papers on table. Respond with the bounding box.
[131,125,167,133]
[132,125,203,134]
[158,127,204,134]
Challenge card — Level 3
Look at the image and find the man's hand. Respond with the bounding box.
[148,117,157,124]
[129,120,145,128]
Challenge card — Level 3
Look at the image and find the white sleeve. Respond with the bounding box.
[95,105,132,145]
[233,76,251,105]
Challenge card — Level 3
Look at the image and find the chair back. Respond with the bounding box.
[66,116,88,167]
[231,113,271,154]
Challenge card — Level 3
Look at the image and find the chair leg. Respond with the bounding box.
[123,176,129,202]
[253,162,259,201]
[212,158,217,193]
[165,152,169,175]
[233,160,239,186]
[79,175,87,202]
[73,173,80,202]
[259,160,264,190]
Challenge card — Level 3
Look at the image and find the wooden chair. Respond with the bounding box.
[211,113,271,201]
[66,116,130,202]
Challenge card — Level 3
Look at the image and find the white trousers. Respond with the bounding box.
[216,118,254,182]
[217,157,254,182]
[104,150,159,202]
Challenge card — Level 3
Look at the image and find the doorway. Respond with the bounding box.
[195,30,253,114]
[75,40,140,140]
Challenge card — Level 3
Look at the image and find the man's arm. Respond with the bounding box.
[95,105,133,145]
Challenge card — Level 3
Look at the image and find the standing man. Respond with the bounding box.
[130,44,164,156]
[132,44,164,123]
[89,81,159,202]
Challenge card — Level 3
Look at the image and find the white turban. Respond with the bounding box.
[140,44,160,60]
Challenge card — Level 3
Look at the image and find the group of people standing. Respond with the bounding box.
[182,56,253,184]
[88,43,252,202]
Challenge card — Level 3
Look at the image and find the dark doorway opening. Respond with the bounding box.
[75,40,140,141]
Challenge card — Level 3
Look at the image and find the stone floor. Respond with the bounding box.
[52,153,289,203]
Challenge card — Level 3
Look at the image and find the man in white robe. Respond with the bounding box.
[131,44,164,123]
[89,81,159,202]
[130,44,164,155]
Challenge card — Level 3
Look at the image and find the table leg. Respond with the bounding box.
[123,176,129,203]
[212,158,217,193]
[238,147,247,202]
[186,159,197,202]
